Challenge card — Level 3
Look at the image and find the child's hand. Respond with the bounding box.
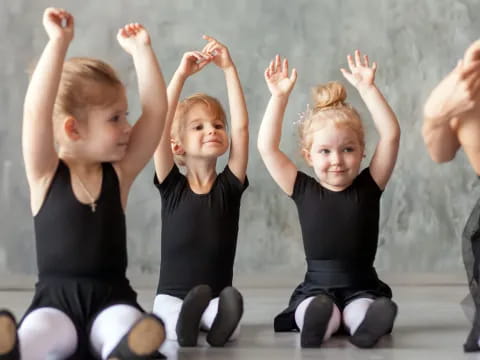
[42,8,74,42]
[177,51,211,78]
[341,50,376,90]
[264,55,297,97]
[201,35,233,70]
[117,23,151,55]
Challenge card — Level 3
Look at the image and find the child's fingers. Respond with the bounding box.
[274,54,281,73]
[290,68,298,83]
[354,50,362,67]
[347,54,355,72]
[269,59,275,74]
[364,54,369,67]
[203,34,216,43]
[282,58,289,76]
[371,61,377,72]
[340,68,353,83]
[264,67,270,80]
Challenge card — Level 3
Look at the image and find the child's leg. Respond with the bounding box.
[90,304,164,360]
[18,307,77,359]
[200,297,241,341]
[203,287,243,347]
[343,297,397,348]
[176,285,212,347]
[342,297,374,334]
[153,294,183,341]
[294,295,341,348]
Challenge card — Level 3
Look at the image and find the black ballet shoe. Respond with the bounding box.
[464,308,480,352]
[0,310,19,360]
[207,287,243,347]
[107,313,166,360]
[350,297,398,348]
[176,284,212,347]
[300,294,334,348]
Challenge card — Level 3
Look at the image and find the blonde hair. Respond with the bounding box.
[171,93,227,166]
[52,57,123,135]
[299,81,365,152]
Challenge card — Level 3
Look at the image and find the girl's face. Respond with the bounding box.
[81,87,131,162]
[175,103,229,161]
[304,122,364,191]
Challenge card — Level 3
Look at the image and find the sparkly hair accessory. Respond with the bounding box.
[294,103,313,127]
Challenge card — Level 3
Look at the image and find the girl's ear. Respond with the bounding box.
[170,139,185,155]
[302,148,313,167]
[64,116,82,141]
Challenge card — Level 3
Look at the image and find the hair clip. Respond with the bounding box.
[294,103,312,127]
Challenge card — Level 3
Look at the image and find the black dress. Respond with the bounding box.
[274,168,392,332]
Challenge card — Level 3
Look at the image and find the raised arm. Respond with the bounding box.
[116,23,167,182]
[422,58,480,163]
[153,51,211,182]
[341,50,400,190]
[23,8,73,188]
[202,35,249,183]
[257,55,298,196]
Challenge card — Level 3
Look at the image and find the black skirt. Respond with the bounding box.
[462,195,480,321]
[274,260,392,332]
[21,275,143,360]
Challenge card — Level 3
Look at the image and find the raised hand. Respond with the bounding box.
[177,51,211,78]
[201,35,233,70]
[42,8,74,42]
[264,55,297,97]
[341,50,376,90]
[117,23,151,55]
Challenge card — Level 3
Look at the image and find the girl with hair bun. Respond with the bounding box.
[257,51,400,349]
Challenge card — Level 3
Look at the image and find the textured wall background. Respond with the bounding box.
[1,0,480,282]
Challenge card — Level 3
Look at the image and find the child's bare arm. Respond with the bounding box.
[202,36,249,182]
[116,23,167,183]
[257,55,298,196]
[154,51,211,182]
[341,50,400,190]
[23,8,73,189]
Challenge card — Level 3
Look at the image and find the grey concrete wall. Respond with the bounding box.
[1,0,480,281]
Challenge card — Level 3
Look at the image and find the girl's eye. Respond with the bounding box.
[214,124,224,129]
[319,149,330,154]
[111,115,120,122]
[343,147,354,153]
[194,125,203,130]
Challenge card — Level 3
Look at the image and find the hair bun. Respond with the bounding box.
[311,81,347,110]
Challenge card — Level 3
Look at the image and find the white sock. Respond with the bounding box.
[342,297,375,335]
[152,294,183,341]
[18,307,77,360]
[89,304,143,359]
[200,297,241,341]
[294,296,341,340]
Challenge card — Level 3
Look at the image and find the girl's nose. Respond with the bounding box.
[124,122,132,134]
[331,152,342,165]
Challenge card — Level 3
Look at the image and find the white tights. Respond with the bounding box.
[18,304,143,360]
[153,294,240,342]
[294,296,375,339]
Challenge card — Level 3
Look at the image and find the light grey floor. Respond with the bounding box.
[1,284,480,359]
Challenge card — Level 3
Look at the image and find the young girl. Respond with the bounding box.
[423,40,480,352]
[0,8,167,359]
[152,36,249,347]
[257,51,400,348]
